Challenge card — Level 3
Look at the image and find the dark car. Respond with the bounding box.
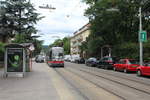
[35,55,45,63]
[97,56,118,69]
[85,57,98,67]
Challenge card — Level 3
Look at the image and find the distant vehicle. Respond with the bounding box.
[35,55,44,63]
[85,57,98,67]
[64,55,71,62]
[97,56,118,69]
[136,63,150,76]
[76,58,85,64]
[70,58,76,63]
[70,54,80,63]
[113,59,139,73]
[46,47,64,67]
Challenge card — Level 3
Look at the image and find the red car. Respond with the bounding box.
[137,63,150,76]
[113,59,140,73]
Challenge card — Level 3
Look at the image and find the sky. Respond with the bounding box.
[31,0,89,45]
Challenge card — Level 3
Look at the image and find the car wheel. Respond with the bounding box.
[104,66,108,69]
[124,69,128,73]
[85,63,88,66]
[137,70,142,76]
[113,67,116,71]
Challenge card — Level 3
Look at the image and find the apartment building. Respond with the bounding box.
[70,23,91,57]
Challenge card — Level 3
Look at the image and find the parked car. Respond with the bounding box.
[70,57,76,63]
[97,56,119,69]
[76,58,85,64]
[113,59,139,73]
[85,57,98,67]
[64,55,71,62]
[136,63,150,76]
[70,54,80,63]
[35,55,45,63]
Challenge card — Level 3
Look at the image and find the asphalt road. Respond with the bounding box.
[0,61,150,100]
[62,62,150,100]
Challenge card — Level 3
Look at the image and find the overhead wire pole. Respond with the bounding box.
[138,0,150,66]
[139,7,143,66]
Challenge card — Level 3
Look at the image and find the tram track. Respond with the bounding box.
[65,65,150,96]
[54,68,125,100]
[53,68,90,100]
[79,65,150,86]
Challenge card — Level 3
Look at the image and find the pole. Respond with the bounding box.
[139,7,143,66]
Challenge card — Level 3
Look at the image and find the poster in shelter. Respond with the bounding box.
[7,49,23,72]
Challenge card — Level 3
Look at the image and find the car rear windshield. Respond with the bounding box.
[90,58,97,61]
[128,60,139,64]
[108,58,113,61]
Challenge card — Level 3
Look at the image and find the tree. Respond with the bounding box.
[32,39,43,56]
[49,39,63,47]
[0,42,5,61]
[0,0,44,56]
[62,37,70,55]
[0,0,43,40]
[83,0,150,59]
[49,37,71,55]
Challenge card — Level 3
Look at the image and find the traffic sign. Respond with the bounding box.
[140,31,147,42]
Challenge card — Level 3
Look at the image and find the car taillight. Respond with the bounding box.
[107,60,113,64]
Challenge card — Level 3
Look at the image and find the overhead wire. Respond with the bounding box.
[66,0,82,18]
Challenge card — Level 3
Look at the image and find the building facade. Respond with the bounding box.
[70,23,91,58]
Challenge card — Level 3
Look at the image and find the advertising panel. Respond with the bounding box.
[7,49,23,72]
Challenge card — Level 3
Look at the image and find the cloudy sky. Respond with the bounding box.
[31,0,89,45]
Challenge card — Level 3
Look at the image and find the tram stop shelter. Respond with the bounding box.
[4,43,34,77]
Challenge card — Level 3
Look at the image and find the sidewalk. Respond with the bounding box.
[0,62,60,100]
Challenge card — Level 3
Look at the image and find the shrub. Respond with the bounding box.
[113,42,138,59]
[0,42,5,61]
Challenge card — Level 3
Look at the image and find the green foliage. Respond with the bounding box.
[83,0,150,58]
[113,42,138,59]
[12,34,28,43]
[0,42,5,54]
[143,39,150,60]
[0,0,44,56]
[0,42,5,61]
[79,41,88,53]
[0,0,43,36]
[49,39,63,47]
[12,34,44,56]
[42,45,49,53]
[87,36,103,57]
[49,37,70,55]
[32,39,43,56]
[62,37,70,55]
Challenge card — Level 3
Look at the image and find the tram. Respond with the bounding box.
[46,47,64,67]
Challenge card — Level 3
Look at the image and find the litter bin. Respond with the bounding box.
[4,44,26,77]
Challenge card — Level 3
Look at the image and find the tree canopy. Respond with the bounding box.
[0,0,43,37]
[49,37,70,55]
[82,0,150,59]
[0,0,44,55]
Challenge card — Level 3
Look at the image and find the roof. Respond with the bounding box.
[73,23,90,35]
[5,43,25,48]
[5,43,34,49]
